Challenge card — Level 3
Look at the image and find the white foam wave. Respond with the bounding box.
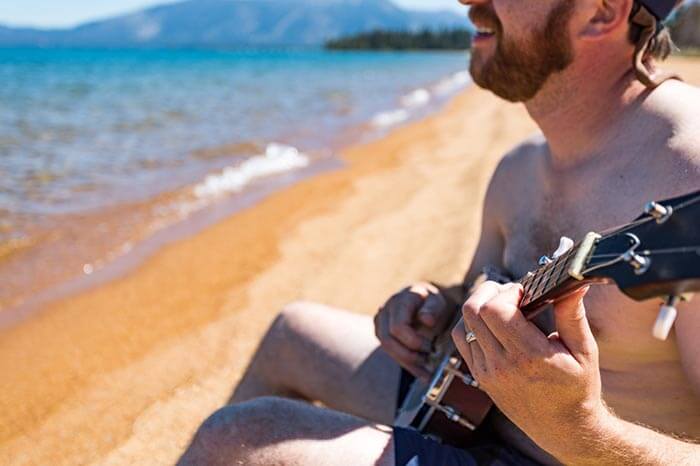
[371,109,410,128]
[193,143,310,200]
[400,88,431,109]
[432,70,472,97]
[372,70,472,130]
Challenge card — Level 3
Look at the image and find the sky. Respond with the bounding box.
[0,0,465,29]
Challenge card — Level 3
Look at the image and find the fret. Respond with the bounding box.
[536,262,555,291]
[549,256,567,287]
[528,273,543,297]
[519,246,577,307]
[518,242,581,308]
[536,275,546,291]
[554,251,573,285]
[545,253,568,291]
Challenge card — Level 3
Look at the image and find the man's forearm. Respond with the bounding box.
[556,409,699,466]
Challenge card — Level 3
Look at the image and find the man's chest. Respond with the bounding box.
[498,190,678,365]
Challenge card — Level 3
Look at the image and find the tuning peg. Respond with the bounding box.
[653,296,679,341]
[539,237,574,266]
[624,251,651,275]
[538,256,553,266]
[644,202,673,223]
[553,236,575,259]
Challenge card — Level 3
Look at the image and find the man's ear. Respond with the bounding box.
[580,0,634,40]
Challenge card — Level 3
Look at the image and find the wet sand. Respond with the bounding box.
[1,57,698,465]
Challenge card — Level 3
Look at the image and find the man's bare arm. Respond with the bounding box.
[451,281,700,466]
[559,411,699,466]
[562,298,699,465]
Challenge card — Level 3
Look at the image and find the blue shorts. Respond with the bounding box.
[394,427,541,466]
[394,370,542,466]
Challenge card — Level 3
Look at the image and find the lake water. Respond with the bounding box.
[0,47,471,315]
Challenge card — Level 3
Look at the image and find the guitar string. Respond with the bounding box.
[588,246,700,260]
[519,248,576,304]
[595,193,700,243]
[520,194,699,279]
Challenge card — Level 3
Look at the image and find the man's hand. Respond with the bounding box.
[375,282,452,380]
[452,281,606,458]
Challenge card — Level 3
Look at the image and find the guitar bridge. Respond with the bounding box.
[419,356,481,431]
[423,398,477,431]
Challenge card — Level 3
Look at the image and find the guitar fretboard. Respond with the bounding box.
[518,246,577,312]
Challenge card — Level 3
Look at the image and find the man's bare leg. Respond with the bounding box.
[230,302,402,424]
[179,397,395,466]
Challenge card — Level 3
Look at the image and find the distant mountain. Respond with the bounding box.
[0,0,467,48]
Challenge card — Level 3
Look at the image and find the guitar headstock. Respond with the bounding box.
[567,190,700,340]
[515,190,698,338]
[574,190,700,301]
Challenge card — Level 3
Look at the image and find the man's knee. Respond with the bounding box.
[180,397,290,465]
[267,301,320,344]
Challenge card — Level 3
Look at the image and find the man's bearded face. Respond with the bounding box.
[468,1,576,102]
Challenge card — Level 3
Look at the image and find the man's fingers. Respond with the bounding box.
[478,283,548,352]
[388,321,430,352]
[464,281,503,313]
[377,308,431,379]
[452,319,486,382]
[553,286,597,362]
[417,293,447,329]
[467,338,488,381]
[388,294,431,352]
[461,281,505,356]
[409,282,439,298]
[381,336,431,380]
[452,318,473,368]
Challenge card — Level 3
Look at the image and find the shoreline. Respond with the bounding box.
[0,62,470,319]
[1,57,698,465]
[0,156,344,330]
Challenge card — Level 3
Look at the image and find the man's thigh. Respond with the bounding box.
[179,397,396,466]
[180,397,540,466]
[235,301,403,424]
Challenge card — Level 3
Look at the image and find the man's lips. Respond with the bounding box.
[472,31,496,44]
[473,28,496,44]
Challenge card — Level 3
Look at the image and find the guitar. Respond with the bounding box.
[395,189,700,447]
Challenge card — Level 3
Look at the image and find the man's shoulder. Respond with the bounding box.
[658,78,700,103]
[483,134,548,212]
[640,80,700,193]
[654,80,700,141]
[492,133,548,181]
[659,81,700,186]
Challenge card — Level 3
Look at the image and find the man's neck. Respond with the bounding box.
[525,54,651,170]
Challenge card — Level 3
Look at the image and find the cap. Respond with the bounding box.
[638,0,679,20]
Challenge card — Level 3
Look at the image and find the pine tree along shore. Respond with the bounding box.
[325,29,472,50]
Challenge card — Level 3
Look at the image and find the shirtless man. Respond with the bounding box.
[179,0,700,464]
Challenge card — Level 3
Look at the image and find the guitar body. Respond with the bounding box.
[394,267,510,445]
[395,350,493,446]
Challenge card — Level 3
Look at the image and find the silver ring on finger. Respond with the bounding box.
[465,331,477,344]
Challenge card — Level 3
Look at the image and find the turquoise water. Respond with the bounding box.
[0,47,471,311]
[1,47,468,219]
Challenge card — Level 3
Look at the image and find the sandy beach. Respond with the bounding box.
[1,56,698,466]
